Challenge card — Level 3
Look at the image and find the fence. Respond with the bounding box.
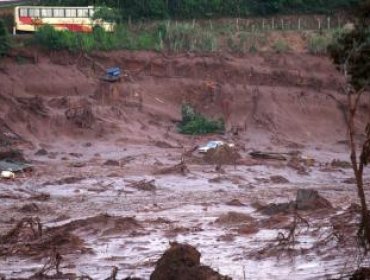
[165,14,353,32]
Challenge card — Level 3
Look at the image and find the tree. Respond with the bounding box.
[328,1,370,249]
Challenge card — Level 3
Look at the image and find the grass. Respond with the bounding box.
[30,20,338,55]
[307,33,332,54]
[272,39,290,53]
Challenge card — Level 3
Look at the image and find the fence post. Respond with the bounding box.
[236,18,239,32]
[272,18,274,30]
[262,18,265,31]
[298,18,301,30]
[281,19,284,30]
[192,19,195,28]
[318,18,321,30]
[327,17,331,30]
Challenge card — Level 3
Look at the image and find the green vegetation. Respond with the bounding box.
[33,21,340,54]
[0,19,10,56]
[178,104,224,135]
[38,0,359,19]
[272,39,290,53]
[307,33,332,54]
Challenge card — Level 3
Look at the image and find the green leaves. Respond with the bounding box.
[0,20,10,56]
[179,104,224,135]
[328,26,370,90]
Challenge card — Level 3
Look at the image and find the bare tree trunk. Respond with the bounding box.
[347,90,370,250]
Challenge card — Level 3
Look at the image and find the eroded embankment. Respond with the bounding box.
[0,50,369,280]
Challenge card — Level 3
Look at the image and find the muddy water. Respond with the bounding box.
[0,143,369,280]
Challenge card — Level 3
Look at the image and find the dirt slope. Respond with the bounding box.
[0,49,368,151]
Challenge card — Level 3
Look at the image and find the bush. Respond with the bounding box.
[307,33,332,55]
[0,19,11,56]
[179,104,224,135]
[272,39,290,53]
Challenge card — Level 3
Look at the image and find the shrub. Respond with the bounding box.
[34,25,68,50]
[0,19,11,56]
[307,33,332,55]
[272,39,290,53]
[179,104,224,135]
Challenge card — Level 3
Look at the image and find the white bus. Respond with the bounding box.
[14,6,115,34]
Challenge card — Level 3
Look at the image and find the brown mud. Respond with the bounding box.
[0,49,369,279]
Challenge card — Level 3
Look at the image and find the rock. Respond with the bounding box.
[259,189,332,215]
[270,175,290,184]
[150,242,231,280]
[295,189,332,210]
[204,145,241,165]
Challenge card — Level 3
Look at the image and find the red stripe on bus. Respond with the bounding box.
[19,16,33,24]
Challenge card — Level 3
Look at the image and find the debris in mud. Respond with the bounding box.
[50,214,142,236]
[287,155,311,175]
[250,151,287,161]
[153,140,175,148]
[203,145,240,165]
[226,199,245,206]
[270,175,290,184]
[259,189,332,215]
[0,217,86,258]
[44,176,84,185]
[34,148,48,156]
[0,159,32,173]
[65,106,95,129]
[154,160,189,175]
[343,177,356,184]
[16,96,49,117]
[19,203,40,213]
[0,148,25,161]
[349,267,370,280]
[127,179,156,192]
[216,211,256,225]
[1,170,15,179]
[331,159,352,169]
[150,242,232,280]
[104,159,120,166]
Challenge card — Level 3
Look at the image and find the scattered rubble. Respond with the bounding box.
[203,145,240,165]
[259,189,333,215]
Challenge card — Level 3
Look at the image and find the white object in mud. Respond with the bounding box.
[198,140,235,153]
[1,171,15,179]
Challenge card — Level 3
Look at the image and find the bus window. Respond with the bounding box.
[77,9,89,18]
[53,8,65,18]
[65,9,77,17]
[29,8,40,18]
[89,9,94,18]
[41,8,53,18]
[19,8,28,17]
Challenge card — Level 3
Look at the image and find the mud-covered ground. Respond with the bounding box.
[0,49,369,279]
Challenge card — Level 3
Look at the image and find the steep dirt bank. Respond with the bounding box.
[0,49,367,150]
[0,50,370,280]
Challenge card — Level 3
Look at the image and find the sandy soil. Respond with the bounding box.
[0,49,369,279]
